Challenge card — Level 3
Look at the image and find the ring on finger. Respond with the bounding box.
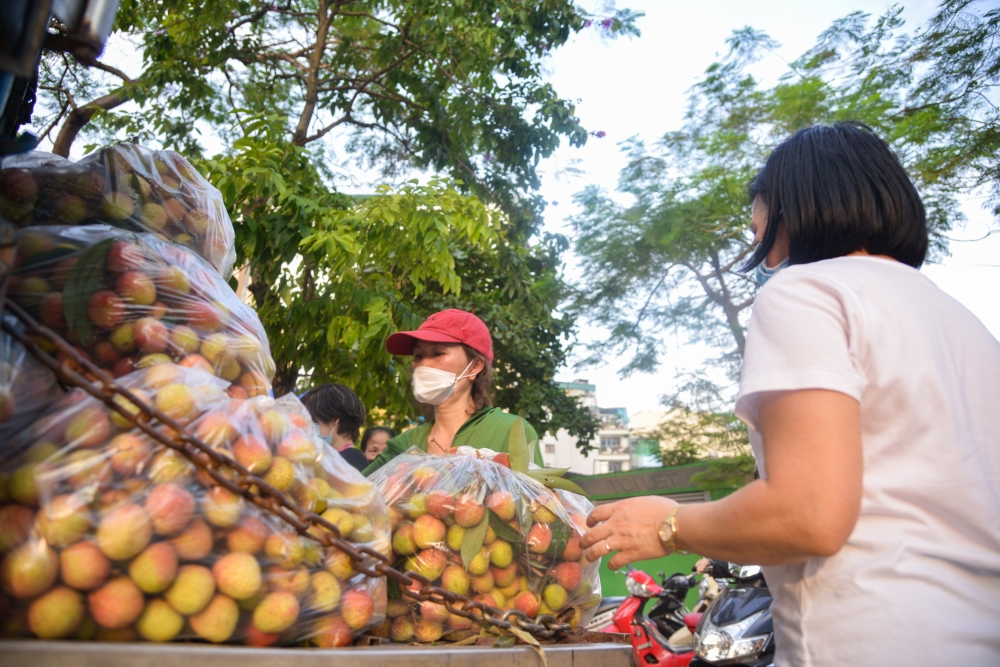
[604,539,611,554]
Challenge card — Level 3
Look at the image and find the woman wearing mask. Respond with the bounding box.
[300,383,370,473]
[363,309,544,475]
[578,123,1000,665]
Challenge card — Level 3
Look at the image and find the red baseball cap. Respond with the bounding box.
[385,309,494,364]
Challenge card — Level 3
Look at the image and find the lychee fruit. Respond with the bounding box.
[389,614,415,642]
[136,597,184,642]
[232,434,273,474]
[527,523,552,554]
[129,542,179,593]
[408,548,448,581]
[170,518,213,561]
[96,502,152,560]
[145,483,196,536]
[203,486,244,528]
[189,593,239,643]
[424,490,454,520]
[553,561,583,591]
[387,599,410,618]
[87,290,126,330]
[116,271,156,306]
[28,586,84,638]
[543,583,568,611]
[513,591,540,617]
[275,432,316,464]
[467,547,490,576]
[420,600,450,625]
[165,564,215,615]
[485,491,516,522]
[441,564,471,595]
[308,571,341,612]
[413,514,446,549]
[341,588,374,630]
[310,616,353,647]
[325,549,355,581]
[0,504,34,552]
[489,540,513,568]
[453,494,485,528]
[59,541,111,591]
[445,524,464,552]
[411,467,441,491]
[470,569,495,594]
[392,523,417,556]
[252,590,300,634]
[262,456,294,491]
[492,563,518,589]
[1,542,58,599]
[267,565,310,595]
[154,382,198,424]
[212,552,262,600]
[264,532,304,570]
[412,617,445,642]
[561,534,584,562]
[226,516,268,554]
[37,493,91,548]
[88,576,145,629]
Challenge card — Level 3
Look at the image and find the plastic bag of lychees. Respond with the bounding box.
[5,224,273,394]
[0,363,390,645]
[368,448,601,643]
[0,144,236,276]
[0,313,65,442]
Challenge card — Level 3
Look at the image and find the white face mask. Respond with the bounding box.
[412,360,476,406]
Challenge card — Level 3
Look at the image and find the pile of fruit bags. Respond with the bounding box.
[369,448,601,643]
[0,145,235,276]
[0,364,390,645]
[5,225,273,391]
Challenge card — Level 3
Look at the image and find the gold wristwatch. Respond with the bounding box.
[658,505,682,553]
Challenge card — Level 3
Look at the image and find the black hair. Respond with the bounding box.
[744,122,928,270]
[300,384,366,443]
[359,426,397,453]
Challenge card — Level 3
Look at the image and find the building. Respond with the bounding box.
[539,380,644,475]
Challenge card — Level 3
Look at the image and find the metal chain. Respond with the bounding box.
[1,299,571,640]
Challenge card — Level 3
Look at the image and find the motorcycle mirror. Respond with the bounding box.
[728,563,763,579]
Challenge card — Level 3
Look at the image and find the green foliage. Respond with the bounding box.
[34,0,645,446]
[571,0,999,385]
[690,454,756,492]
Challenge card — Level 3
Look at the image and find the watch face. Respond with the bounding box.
[659,520,673,544]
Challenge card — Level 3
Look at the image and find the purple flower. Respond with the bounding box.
[590,130,607,138]
[601,17,614,29]
[484,153,494,163]
[584,19,593,28]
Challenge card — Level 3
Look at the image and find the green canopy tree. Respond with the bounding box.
[571,0,999,477]
[573,0,998,383]
[31,0,642,442]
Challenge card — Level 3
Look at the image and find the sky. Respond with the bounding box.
[535,0,1000,414]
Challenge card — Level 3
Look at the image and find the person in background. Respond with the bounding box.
[360,426,396,463]
[363,308,545,475]
[300,383,370,473]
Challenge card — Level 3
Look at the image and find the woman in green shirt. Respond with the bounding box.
[363,308,543,475]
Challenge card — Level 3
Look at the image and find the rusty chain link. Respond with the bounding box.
[1,298,571,641]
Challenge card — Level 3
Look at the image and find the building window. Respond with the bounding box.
[608,461,623,473]
[544,443,555,454]
[600,436,624,453]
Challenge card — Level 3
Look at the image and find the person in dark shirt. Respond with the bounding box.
[300,384,369,473]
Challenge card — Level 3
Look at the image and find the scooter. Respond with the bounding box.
[689,561,774,667]
[604,567,717,666]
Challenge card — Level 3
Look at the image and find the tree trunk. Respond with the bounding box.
[248,263,300,396]
[52,89,129,157]
[292,0,331,147]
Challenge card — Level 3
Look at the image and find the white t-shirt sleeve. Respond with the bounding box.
[735,269,868,432]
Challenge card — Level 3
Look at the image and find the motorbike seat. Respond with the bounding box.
[683,613,703,632]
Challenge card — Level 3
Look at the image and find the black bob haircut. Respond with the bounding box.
[300,384,366,443]
[359,426,397,453]
[744,122,928,270]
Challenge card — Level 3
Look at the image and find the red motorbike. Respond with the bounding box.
[604,568,719,667]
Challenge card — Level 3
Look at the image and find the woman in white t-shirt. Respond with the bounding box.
[579,122,1000,665]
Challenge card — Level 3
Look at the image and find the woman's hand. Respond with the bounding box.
[580,496,679,570]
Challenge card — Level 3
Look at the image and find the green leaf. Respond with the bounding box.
[63,238,113,346]
[543,520,571,558]
[526,468,570,479]
[488,510,524,545]
[529,474,590,498]
[507,417,529,474]
[461,512,490,570]
[517,496,532,535]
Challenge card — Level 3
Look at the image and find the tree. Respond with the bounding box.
[571,0,999,384]
[30,1,643,443]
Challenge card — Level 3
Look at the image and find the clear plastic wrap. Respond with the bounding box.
[5,225,273,392]
[369,448,601,643]
[0,313,65,442]
[0,364,389,645]
[0,144,235,276]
